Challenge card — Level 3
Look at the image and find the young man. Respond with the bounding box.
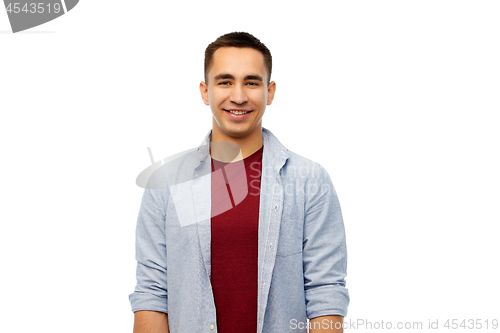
[129,32,349,333]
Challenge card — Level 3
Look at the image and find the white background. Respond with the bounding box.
[1,1,499,332]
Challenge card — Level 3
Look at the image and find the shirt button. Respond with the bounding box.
[210,324,215,330]
[274,204,278,210]
[209,284,212,289]
[269,243,272,248]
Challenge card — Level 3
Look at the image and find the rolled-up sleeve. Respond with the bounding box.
[129,170,169,314]
[303,163,350,319]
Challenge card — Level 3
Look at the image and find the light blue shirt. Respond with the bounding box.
[129,127,349,333]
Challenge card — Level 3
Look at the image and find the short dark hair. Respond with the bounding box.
[204,32,272,84]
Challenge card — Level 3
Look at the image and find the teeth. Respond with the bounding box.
[228,110,250,115]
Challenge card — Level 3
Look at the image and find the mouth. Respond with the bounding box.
[224,109,252,115]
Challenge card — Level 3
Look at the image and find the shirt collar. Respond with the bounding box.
[197,127,288,165]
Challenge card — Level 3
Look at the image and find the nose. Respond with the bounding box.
[229,84,248,105]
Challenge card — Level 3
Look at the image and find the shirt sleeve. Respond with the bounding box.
[303,163,350,319]
[128,168,169,314]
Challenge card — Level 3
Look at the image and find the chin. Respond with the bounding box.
[223,126,251,137]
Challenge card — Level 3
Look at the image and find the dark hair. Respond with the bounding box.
[204,32,272,84]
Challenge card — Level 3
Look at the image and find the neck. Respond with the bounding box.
[210,126,263,160]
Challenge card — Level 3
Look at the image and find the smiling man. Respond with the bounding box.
[129,32,350,333]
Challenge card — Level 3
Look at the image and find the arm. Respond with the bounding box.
[310,315,343,332]
[303,164,350,319]
[129,170,170,331]
[133,311,169,333]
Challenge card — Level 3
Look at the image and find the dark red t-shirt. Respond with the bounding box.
[210,145,263,333]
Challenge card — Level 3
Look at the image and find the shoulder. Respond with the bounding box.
[282,149,330,182]
[143,147,200,191]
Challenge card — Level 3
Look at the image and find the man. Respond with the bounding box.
[129,32,349,333]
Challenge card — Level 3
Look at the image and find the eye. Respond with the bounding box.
[247,82,259,86]
[218,81,231,86]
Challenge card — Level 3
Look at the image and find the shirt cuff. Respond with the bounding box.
[129,291,168,314]
[305,284,350,318]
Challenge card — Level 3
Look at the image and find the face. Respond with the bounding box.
[200,47,276,141]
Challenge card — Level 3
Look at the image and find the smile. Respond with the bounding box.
[224,109,252,115]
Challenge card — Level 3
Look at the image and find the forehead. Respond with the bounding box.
[209,47,267,80]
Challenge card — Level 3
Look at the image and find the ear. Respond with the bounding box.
[200,81,209,105]
[267,81,276,105]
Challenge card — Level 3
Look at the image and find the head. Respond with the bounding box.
[200,32,276,142]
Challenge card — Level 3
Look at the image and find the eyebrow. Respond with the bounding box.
[213,73,263,82]
[244,75,263,82]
